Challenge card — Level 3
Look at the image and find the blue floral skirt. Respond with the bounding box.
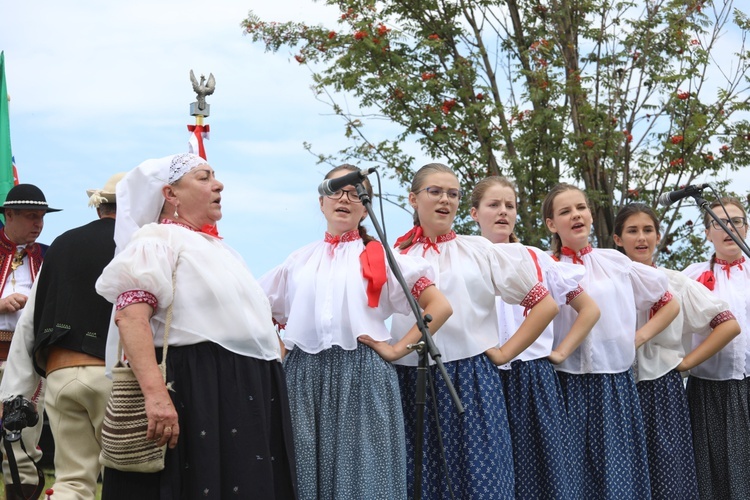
[686,375,750,500]
[284,344,406,500]
[499,359,581,499]
[558,370,651,500]
[396,353,514,500]
[637,370,698,500]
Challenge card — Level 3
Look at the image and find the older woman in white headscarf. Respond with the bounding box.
[95,153,297,500]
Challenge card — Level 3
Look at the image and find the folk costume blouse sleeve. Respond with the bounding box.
[495,246,585,367]
[391,234,548,366]
[96,223,281,363]
[259,232,434,355]
[684,259,750,380]
[635,267,734,382]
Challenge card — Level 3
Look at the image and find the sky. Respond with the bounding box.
[2,0,748,276]
[1,0,421,277]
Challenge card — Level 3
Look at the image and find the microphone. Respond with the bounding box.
[658,183,711,207]
[318,167,377,196]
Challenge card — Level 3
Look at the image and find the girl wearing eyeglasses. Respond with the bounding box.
[390,163,559,499]
[259,164,453,500]
[682,197,750,499]
[613,202,740,500]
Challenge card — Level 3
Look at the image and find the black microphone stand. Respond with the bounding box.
[354,182,464,500]
[691,193,750,260]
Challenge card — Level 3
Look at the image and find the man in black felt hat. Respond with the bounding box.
[0,183,60,499]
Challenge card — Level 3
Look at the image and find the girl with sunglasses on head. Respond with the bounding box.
[259,164,452,500]
[613,202,739,500]
[682,197,750,499]
[390,163,559,499]
[542,183,679,499]
[470,176,600,499]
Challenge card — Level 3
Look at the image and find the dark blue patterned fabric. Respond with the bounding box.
[396,354,514,500]
[558,370,652,500]
[637,370,698,500]
[687,375,750,500]
[499,359,581,499]
[284,344,407,500]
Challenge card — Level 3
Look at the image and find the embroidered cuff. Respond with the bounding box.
[521,282,550,309]
[411,277,434,300]
[650,291,673,316]
[710,310,736,329]
[565,285,584,305]
[116,290,158,311]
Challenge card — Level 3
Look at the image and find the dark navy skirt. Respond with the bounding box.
[558,370,651,500]
[396,353,514,500]
[499,358,581,499]
[102,342,297,500]
[687,375,750,500]
[637,370,698,500]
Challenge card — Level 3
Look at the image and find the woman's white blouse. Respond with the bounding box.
[259,235,434,354]
[496,246,585,368]
[636,268,733,382]
[683,259,749,380]
[390,235,547,366]
[553,248,670,374]
[96,223,282,365]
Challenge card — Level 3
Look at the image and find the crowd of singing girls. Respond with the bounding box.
[259,162,747,500]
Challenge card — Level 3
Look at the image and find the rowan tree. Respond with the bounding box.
[243,0,750,267]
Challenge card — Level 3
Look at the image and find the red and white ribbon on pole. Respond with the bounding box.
[187,124,210,160]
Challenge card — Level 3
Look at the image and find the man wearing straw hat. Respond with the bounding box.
[0,184,60,499]
[0,175,121,499]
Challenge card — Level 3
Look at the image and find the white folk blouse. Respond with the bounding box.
[96,223,282,367]
[683,257,749,380]
[635,267,734,382]
[390,233,548,366]
[259,230,434,354]
[496,246,585,369]
[553,246,670,374]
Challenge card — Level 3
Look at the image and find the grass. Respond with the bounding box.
[0,470,103,499]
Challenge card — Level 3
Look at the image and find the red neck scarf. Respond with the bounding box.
[160,218,221,239]
[716,256,745,278]
[560,245,593,265]
[394,226,456,257]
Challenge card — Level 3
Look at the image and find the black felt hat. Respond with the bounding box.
[0,184,62,213]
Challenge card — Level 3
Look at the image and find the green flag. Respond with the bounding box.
[0,51,17,206]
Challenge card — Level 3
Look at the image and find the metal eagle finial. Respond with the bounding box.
[190,70,216,113]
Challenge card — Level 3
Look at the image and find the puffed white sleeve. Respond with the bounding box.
[385,252,436,316]
[628,260,671,312]
[679,276,734,336]
[530,247,585,306]
[95,226,178,311]
[488,242,549,307]
[258,263,290,327]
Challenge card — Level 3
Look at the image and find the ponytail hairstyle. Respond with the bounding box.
[397,162,458,251]
[542,183,591,259]
[470,176,519,243]
[703,196,747,273]
[322,164,375,245]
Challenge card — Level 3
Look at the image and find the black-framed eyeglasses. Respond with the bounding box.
[326,189,362,203]
[709,217,746,230]
[415,186,463,200]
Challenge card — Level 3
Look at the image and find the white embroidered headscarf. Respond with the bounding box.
[114,153,207,251]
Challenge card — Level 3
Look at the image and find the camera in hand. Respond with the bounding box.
[2,395,38,443]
